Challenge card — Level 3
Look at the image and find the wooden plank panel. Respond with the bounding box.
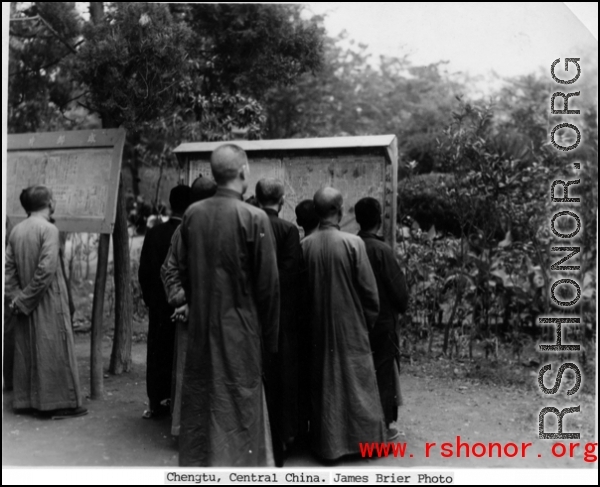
[6,129,125,234]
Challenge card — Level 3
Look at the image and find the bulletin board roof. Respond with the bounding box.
[174,134,397,159]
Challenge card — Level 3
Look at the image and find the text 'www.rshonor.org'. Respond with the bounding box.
[358,438,597,463]
[164,471,455,484]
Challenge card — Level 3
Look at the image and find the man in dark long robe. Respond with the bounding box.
[160,176,217,437]
[172,144,280,467]
[356,197,409,438]
[4,185,85,418]
[294,198,320,435]
[138,184,191,419]
[301,187,385,460]
[256,178,302,467]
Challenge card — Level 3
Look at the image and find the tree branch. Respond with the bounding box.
[9,15,41,22]
[77,101,98,113]
[37,13,77,54]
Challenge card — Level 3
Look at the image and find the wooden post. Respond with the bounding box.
[109,178,133,374]
[386,137,399,251]
[91,233,110,400]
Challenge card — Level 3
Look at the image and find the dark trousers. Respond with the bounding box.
[146,305,176,411]
[370,328,401,426]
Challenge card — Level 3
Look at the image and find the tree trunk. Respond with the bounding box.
[443,282,463,354]
[109,177,133,374]
[153,161,165,213]
[129,155,141,198]
[126,134,141,198]
[90,2,104,24]
[88,0,133,377]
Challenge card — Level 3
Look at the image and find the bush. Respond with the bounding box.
[398,172,461,235]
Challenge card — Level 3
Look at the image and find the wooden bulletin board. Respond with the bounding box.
[6,129,126,234]
[175,135,399,247]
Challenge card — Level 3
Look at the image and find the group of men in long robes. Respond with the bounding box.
[143,143,409,467]
[3,143,408,467]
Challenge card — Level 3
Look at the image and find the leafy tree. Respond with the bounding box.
[8,2,83,133]
[263,32,463,173]
[8,1,326,376]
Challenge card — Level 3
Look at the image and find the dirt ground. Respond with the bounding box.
[2,333,597,469]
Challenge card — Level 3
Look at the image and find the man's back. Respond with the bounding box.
[301,223,384,460]
[261,208,303,464]
[302,226,379,330]
[5,214,82,413]
[358,232,409,428]
[178,187,280,467]
[359,233,408,328]
[8,216,57,289]
[139,218,181,309]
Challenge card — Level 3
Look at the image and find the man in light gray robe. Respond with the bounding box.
[301,187,385,460]
[4,185,85,418]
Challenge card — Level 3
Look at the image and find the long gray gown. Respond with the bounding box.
[4,214,82,411]
[301,222,385,460]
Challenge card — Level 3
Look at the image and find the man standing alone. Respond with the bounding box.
[173,144,280,466]
[5,185,86,419]
[355,197,409,439]
[301,187,385,460]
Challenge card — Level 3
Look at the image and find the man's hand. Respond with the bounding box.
[171,303,189,323]
[9,299,22,316]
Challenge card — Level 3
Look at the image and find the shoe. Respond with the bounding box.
[13,408,38,416]
[386,423,401,441]
[51,407,88,420]
[142,405,170,420]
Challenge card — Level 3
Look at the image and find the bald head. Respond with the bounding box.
[210,144,248,186]
[313,187,343,222]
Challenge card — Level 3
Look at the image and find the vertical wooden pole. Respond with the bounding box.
[91,233,110,400]
[388,138,399,251]
[109,178,133,374]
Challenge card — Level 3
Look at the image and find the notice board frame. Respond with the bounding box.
[173,135,399,249]
[6,128,126,234]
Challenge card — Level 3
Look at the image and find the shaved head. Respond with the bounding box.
[313,187,343,221]
[210,144,248,186]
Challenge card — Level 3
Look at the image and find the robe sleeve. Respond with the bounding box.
[354,239,380,330]
[380,247,409,314]
[4,239,20,303]
[253,213,280,353]
[177,215,192,305]
[13,224,60,316]
[138,227,155,307]
[279,225,302,277]
[161,227,187,308]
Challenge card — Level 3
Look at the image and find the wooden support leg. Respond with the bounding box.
[91,233,110,400]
